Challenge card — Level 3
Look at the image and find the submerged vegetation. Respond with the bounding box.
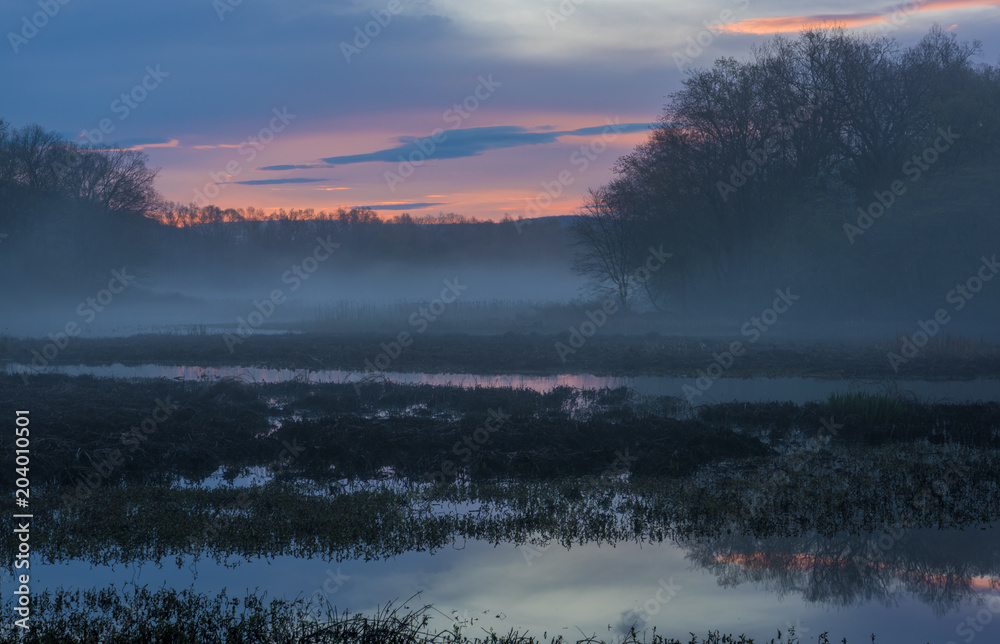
[2,358,997,640]
[2,17,999,644]
[3,373,999,490]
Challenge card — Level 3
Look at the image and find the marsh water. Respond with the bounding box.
[15,515,1000,642]
[5,362,999,405]
[5,364,999,642]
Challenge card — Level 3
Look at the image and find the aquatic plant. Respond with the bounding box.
[0,586,877,643]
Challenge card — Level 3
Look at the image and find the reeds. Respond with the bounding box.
[0,586,872,643]
[827,391,904,426]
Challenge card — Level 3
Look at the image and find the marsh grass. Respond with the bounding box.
[0,586,872,643]
[10,440,999,568]
[4,333,1000,378]
[828,390,905,426]
[4,374,998,491]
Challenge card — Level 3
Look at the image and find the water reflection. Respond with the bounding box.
[4,362,999,404]
[10,526,999,643]
[682,524,1000,618]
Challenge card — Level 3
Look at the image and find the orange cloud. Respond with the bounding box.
[122,139,180,151]
[718,0,1000,34]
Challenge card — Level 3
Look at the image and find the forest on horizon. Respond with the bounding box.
[1,26,998,329]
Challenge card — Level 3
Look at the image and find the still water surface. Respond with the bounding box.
[5,362,998,405]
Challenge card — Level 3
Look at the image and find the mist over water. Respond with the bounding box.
[4,15,1000,644]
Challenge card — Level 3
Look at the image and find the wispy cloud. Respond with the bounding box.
[219,178,330,186]
[718,0,1000,34]
[77,136,180,151]
[361,202,447,210]
[256,164,328,171]
[256,122,656,170]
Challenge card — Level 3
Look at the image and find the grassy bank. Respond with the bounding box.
[3,332,1000,378]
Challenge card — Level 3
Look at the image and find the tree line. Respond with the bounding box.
[0,121,161,287]
[573,26,1000,319]
[0,122,573,295]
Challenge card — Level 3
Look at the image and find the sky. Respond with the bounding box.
[2,0,999,221]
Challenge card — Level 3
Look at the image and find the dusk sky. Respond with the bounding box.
[4,0,999,220]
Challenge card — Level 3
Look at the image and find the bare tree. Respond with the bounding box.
[570,184,648,307]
